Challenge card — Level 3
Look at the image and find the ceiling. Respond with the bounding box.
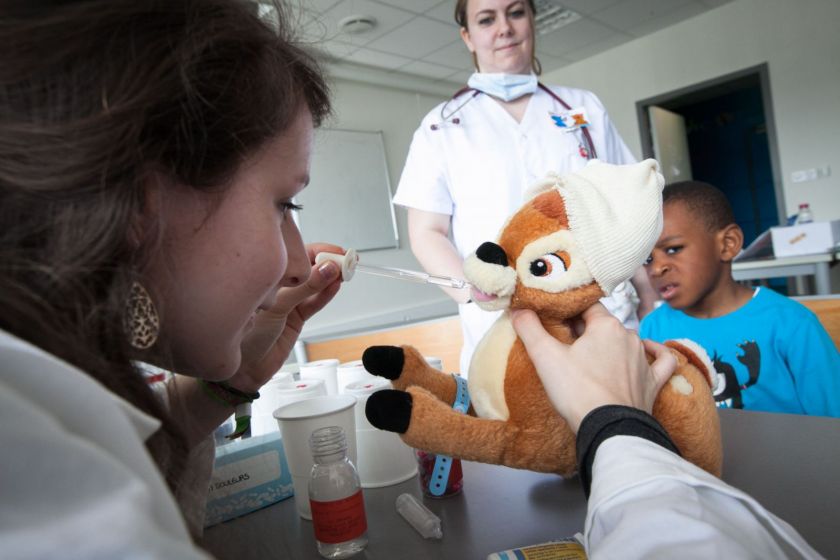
[286,0,734,88]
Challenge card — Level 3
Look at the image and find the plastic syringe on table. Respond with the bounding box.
[315,249,470,290]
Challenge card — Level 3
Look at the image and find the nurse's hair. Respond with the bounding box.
[455,0,542,75]
[0,0,329,519]
[663,181,736,233]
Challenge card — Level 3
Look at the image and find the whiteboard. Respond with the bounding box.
[296,129,398,251]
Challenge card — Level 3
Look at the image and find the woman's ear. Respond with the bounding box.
[128,173,164,249]
[460,26,475,54]
[719,223,744,262]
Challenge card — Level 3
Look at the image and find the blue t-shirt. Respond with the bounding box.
[640,288,840,417]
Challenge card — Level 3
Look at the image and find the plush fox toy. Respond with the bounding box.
[364,160,723,477]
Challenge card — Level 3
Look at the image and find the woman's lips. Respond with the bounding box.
[496,42,520,51]
[471,287,498,303]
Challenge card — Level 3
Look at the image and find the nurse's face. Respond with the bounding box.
[460,0,534,75]
[143,108,313,379]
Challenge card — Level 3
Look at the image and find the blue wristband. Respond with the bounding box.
[429,375,470,496]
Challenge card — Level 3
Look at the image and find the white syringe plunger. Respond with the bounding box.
[314,251,469,290]
[395,493,442,539]
[314,249,358,281]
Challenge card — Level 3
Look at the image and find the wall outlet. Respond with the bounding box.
[791,165,831,183]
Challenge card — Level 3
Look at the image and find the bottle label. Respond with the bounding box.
[310,490,367,544]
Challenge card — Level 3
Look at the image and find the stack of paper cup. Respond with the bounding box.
[298,358,340,395]
[252,378,326,436]
[273,395,357,519]
[337,360,377,393]
[345,378,417,488]
[249,370,294,436]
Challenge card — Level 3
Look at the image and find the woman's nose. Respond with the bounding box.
[280,225,310,288]
[498,17,514,35]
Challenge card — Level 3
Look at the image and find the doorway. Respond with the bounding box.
[637,64,785,247]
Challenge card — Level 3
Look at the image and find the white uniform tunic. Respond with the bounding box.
[393,85,637,375]
[587,437,823,559]
[0,330,210,559]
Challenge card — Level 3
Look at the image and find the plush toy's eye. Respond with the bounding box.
[529,252,570,279]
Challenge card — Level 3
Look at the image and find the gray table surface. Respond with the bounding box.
[203,409,840,559]
[732,252,837,295]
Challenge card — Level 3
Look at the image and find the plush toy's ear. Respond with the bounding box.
[531,190,568,223]
[523,173,560,201]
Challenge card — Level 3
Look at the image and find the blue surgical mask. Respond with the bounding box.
[467,72,538,102]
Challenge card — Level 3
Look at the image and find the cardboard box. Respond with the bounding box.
[205,432,295,527]
[770,220,840,258]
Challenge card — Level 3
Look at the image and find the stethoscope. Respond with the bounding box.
[430,83,598,160]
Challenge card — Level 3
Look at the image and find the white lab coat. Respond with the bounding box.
[0,330,210,559]
[585,436,823,559]
[394,85,637,374]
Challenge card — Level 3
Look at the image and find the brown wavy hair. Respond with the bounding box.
[0,0,329,515]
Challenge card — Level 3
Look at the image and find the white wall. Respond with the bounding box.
[541,0,840,220]
[300,77,457,339]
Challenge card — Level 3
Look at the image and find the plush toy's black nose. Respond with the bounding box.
[476,241,508,267]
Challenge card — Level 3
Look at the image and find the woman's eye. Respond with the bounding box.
[510,8,526,18]
[529,252,569,279]
[276,201,303,216]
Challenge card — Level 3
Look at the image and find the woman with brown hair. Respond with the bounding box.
[0,0,343,555]
[392,0,657,376]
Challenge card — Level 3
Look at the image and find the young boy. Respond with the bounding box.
[640,181,840,417]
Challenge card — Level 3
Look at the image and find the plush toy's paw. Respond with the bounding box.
[365,389,412,433]
[362,346,404,380]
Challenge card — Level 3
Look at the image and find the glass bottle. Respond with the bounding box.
[797,203,814,224]
[309,426,368,559]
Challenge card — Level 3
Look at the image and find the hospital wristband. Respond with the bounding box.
[199,379,259,407]
[429,374,470,496]
[198,380,259,441]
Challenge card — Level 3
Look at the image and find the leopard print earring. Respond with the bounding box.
[124,281,159,349]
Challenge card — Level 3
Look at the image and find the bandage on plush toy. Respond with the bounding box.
[361,159,723,478]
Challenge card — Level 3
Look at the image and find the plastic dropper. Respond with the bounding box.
[315,250,470,290]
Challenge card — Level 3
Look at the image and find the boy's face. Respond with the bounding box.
[644,201,729,315]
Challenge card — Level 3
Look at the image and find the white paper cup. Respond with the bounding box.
[273,395,357,519]
[251,377,325,436]
[275,378,327,405]
[298,358,340,395]
[249,371,295,436]
[337,360,377,393]
[344,379,417,488]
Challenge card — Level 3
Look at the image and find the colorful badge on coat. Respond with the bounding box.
[549,107,590,131]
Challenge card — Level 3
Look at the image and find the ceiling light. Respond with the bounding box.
[533,0,581,36]
[339,15,377,35]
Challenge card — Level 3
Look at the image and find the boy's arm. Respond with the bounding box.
[785,316,840,418]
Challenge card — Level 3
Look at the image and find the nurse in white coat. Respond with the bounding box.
[393,0,657,375]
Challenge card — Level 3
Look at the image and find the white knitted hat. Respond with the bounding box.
[554,159,664,294]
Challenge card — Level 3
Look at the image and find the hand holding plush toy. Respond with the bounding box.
[363,160,723,477]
